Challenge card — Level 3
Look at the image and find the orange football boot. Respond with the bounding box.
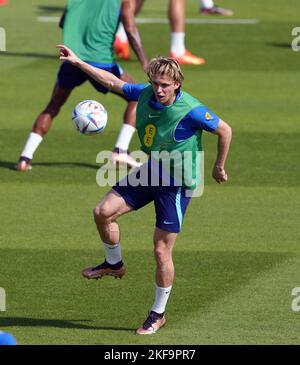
[113,36,130,60]
[170,50,206,66]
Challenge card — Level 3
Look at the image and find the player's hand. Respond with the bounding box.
[212,164,228,184]
[56,44,81,66]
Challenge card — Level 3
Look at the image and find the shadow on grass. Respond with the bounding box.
[0,317,134,332]
[38,6,65,13]
[266,42,292,49]
[0,160,99,171]
[0,52,57,59]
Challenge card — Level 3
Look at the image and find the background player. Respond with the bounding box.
[114,0,205,65]
[16,0,148,171]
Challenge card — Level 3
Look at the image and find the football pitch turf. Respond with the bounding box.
[0,0,300,345]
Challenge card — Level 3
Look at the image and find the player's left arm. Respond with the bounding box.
[121,0,148,71]
[211,119,232,184]
[187,105,232,184]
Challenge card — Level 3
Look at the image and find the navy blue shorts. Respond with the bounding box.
[113,181,191,234]
[57,61,123,94]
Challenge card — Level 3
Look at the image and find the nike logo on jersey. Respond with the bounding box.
[148,114,160,118]
[163,220,174,225]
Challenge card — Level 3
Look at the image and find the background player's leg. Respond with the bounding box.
[32,83,72,136]
[169,0,206,65]
[16,83,72,171]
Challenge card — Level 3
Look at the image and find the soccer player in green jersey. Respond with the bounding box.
[57,44,232,335]
[16,0,148,172]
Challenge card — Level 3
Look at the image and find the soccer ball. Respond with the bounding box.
[72,100,108,135]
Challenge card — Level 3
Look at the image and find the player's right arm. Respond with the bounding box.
[56,45,125,94]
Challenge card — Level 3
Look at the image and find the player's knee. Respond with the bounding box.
[93,204,111,223]
[93,206,103,222]
[153,246,167,265]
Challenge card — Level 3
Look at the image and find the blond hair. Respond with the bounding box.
[146,56,184,87]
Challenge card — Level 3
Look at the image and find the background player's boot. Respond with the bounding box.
[114,36,130,60]
[200,6,234,16]
[135,311,166,335]
[82,260,126,280]
[170,50,206,66]
[16,157,32,171]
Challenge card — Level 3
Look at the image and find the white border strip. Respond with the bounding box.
[37,16,259,25]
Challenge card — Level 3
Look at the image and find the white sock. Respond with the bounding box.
[201,0,214,9]
[20,132,43,160]
[151,284,172,314]
[116,23,128,42]
[103,242,122,264]
[170,32,185,57]
[115,124,136,151]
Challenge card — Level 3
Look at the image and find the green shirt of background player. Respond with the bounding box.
[57,44,232,335]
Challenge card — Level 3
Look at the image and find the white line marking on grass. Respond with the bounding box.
[136,18,260,25]
[37,16,259,25]
[37,16,60,22]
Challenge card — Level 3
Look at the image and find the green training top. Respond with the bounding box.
[136,85,204,189]
[63,0,121,64]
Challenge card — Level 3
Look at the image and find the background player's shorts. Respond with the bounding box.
[57,61,123,94]
[113,182,191,234]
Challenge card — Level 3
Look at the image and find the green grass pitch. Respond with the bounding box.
[0,0,300,344]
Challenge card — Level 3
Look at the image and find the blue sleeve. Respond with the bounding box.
[187,105,220,132]
[122,83,148,101]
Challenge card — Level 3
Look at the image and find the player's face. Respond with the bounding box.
[150,74,180,106]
